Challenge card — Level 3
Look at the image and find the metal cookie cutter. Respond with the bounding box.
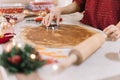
[46,24,60,31]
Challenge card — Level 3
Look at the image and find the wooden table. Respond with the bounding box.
[0,13,120,80]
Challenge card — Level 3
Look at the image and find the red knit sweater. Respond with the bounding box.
[73,0,120,30]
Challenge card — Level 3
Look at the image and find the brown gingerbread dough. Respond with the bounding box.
[21,24,97,48]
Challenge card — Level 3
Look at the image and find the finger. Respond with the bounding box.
[109,30,119,39]
[41,17,45,25]
[56,15,60,25]
[103,25,114,32]
[108,29,120,41]
[111,34,120,41]
[103,25,115,33]
[115,34,120,40]
[104,26,117,36]
[113,35,120,41]
[44,14,51,26]
[46,13,54,26]
[41,15,49,26]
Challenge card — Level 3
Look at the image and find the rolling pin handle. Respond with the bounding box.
[52,54,78,71]
[69,49,83,65]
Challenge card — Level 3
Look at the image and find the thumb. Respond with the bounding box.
[56,16,60,25]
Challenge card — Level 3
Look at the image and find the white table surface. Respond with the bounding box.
[0,13,120,80]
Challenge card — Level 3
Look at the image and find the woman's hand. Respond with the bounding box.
[42,7,62,26]
[42,1,80,27]
[103,24,120,41]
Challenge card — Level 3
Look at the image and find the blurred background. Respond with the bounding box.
[0,0,72,7]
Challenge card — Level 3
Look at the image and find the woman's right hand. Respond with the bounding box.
[42,7,62,27]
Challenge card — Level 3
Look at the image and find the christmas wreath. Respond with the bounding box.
[0,44,46,74]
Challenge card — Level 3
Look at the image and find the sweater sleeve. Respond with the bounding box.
[73,0,86,12]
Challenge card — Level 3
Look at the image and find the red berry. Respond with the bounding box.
[8,55,21,64]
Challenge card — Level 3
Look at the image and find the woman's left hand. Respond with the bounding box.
[103,24,120,41]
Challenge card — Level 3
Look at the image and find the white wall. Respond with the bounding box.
[0,0,72,6]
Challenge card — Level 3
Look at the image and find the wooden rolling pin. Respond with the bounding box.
[53,33,106,71]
